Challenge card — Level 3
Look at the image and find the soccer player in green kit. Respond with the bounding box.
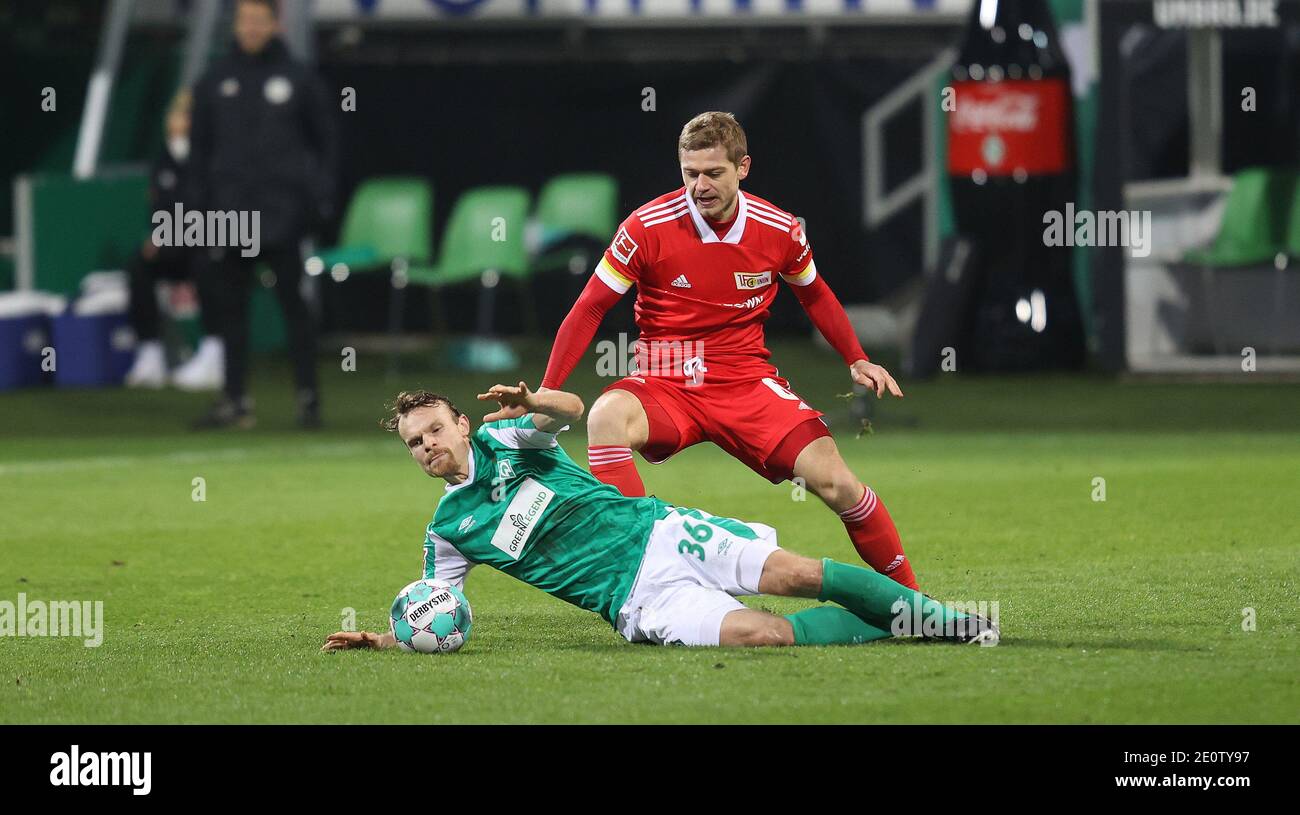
[322,383,997,651]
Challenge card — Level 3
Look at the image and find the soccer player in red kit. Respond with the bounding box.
[541,112,917,590]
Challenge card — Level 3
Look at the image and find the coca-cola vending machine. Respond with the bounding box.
[947,0,1086,371]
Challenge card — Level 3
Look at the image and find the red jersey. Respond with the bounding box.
[594,188,818,383]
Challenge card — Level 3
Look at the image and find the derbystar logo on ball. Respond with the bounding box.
[390,579,473,654]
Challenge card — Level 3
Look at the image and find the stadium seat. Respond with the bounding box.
[1184,167,1286,267]
[307,178,433,372]
[1181,167,1295,356]
[409,185,531,287]
[529,173,618,273]
[309,177,434,276]
[1264,169,1300,354]
[402,186,535,347]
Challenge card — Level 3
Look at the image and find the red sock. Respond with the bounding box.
[587,445,646,497]
[839,485,920,590]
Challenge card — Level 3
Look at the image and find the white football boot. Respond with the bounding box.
[171,336,225,391]
[125,340,168,388]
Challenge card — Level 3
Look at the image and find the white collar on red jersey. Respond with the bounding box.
[683,188,749,245]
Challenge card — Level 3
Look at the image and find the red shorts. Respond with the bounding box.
[604,374,830,484]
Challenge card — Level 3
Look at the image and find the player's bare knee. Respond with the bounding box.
[790,555,824,596]
[735,618,793,647]
[839,473,866,508]
[810,476,843,505]
[813,468,862,510]
[782,557,823,597]
[798,461,854,505]
[721,610,794,647]
[587,393,636,445]
[759,550,821,598]
[756,617,795,647]
[793,439,843,496]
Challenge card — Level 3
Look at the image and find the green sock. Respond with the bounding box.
[785,606,893,646]
[818,558,968,634]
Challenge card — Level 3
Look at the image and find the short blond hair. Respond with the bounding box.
[678,111,748,167]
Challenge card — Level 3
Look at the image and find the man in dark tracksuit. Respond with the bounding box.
[188,0,338,429]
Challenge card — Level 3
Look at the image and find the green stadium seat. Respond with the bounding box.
[1183,168,1298,358]
[1184,167,1287,267]
[310,177,433,276]
[306,178,433,374]
[407,186,531,287]
[529,173,618,273]
[398,186,535,349]
[523,174,619,333]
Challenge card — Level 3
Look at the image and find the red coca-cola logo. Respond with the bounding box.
[947,78,1071,177]
[951,92,1041,133]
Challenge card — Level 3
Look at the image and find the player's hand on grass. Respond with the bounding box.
[850,360,904,399]
[321,631,395,652]
[477,380,536,422]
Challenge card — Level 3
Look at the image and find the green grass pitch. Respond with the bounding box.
[1,340,1297,723]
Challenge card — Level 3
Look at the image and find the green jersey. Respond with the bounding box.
[422,415,667,624]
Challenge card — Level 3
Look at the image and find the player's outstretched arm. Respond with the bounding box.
[477,381,584,432]
[321,631,397,652]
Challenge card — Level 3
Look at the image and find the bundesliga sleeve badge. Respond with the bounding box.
[610,226,639,265]
[791,218,806,246]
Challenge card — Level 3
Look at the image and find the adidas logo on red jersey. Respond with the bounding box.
[671,275,692,288]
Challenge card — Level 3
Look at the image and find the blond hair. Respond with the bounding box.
[678,111,748,166]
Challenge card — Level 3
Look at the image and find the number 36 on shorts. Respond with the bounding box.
[669,507,759,562]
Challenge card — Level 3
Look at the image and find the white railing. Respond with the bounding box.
[862,46,956,274]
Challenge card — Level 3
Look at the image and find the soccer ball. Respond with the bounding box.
[389,579,473,654]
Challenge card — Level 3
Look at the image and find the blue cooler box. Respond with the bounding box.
[51,311,136,387]
[0,313,52,390]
